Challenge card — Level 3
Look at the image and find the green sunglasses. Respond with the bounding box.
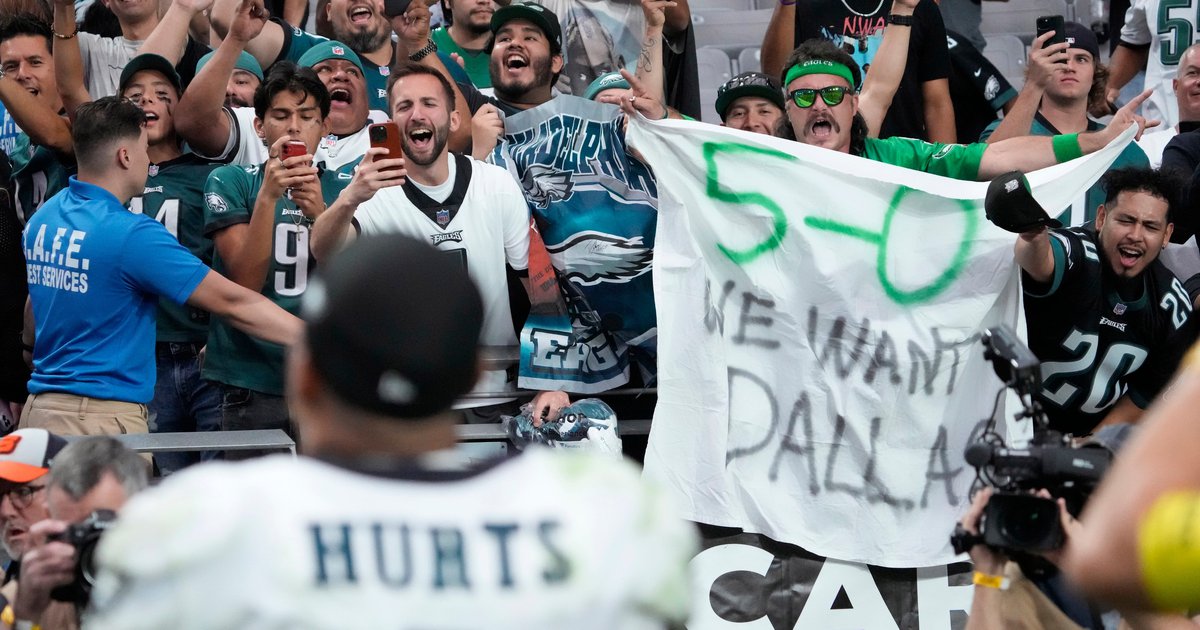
[789,86,848,108]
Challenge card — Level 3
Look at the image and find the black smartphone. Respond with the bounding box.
[384,0,413,18]
[1036,15,1067,49]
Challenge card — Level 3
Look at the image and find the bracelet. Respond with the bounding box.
[408,39,438,62]
[972,571,1010,590]
[51,24,77,39]
[1052,133,1083,163]
[887,13,915,26]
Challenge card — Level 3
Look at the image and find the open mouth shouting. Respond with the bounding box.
[329,87,353,110]
[406,125,435,153]
[348,4,374,26]
[1116,243,1144,270]
[806,114,838,142]
[504,52,530,74]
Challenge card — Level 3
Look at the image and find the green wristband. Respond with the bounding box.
[1052,133,1083,163]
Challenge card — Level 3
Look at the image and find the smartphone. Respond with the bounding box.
[1036,15,1068,49]
[369,122,404,169]
[383,0,412,18]
[281,141,307,161]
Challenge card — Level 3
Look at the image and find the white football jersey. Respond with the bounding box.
[1122,0,1190,128]
[354,155,531,404]
[86,450,697,629]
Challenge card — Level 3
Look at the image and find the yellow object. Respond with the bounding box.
[1,605,13,624]
[1139,491,1200,610]
[973,571,1009,590]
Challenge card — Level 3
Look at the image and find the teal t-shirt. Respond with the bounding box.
[980,114,1150,226]
[861,136,986,180]
[128,153,223,343]
[431,27,491,88]
[201,161,351,394]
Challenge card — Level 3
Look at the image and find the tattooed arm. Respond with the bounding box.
[637,0,674,107]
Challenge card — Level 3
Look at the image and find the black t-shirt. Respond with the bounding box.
[946,29,1015,143]
[793,0,950,140]
[1024,227,1197,435]
[1158,121,1200,243]
[177,37,212,92]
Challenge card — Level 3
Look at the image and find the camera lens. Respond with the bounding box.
[996,497,1058,547]
[370,126,385,142]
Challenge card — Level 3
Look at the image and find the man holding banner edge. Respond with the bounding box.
[780,39,1155,179]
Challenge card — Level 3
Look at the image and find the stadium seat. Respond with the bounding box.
[690,0,753,13]
[983,34,1028,90]
[738,46,762,73]
[981,0,1070,42]
[697,47,733,123]
[692,8,774,51]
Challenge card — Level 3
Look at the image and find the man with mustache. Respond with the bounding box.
[311,63,569,421]
[194,49,264,109]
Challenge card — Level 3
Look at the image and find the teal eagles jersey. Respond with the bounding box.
[1024,227,1197,435]
[202,162,351,394]
[10,132,72,224]
[979,115,1149,226]
[129,153,224,343]
[492,96,658,393]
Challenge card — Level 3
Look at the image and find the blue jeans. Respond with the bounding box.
[219,385,293,460]
[149,342,222,475]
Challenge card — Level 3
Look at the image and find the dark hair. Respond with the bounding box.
[1101,167,1183,223]
[386,63,457,111]
[1088,61,1109,116]
[779,39,869,154]
[72,96,147,169]
[80,0,121,37]
[0,14,52,50]
[253,60,331,119]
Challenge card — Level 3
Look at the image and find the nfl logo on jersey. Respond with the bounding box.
[436,209,450,227]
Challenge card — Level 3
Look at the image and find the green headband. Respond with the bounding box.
[783,60,856,91]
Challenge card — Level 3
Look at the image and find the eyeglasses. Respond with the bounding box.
[718,72,779,95]
[0,484,44,509]
[789,86,848,108]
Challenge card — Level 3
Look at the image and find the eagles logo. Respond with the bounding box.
[205,192,229,214]
[520,164,574,208]
[545,232,652,286]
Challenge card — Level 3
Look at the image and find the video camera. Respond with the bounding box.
[950,326,1111,554]
[49,509,117,604]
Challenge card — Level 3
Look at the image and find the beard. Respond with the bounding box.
[334,22,390,55]
[490,54,553,103]
[402,119,452,166]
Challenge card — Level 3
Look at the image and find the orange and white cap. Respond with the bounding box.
[0,429,67,484]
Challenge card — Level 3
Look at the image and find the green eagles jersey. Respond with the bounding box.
[10,132,72,224]
[979,114,1150,226]
[129,153,224,343]
[861,136,986,180]
[202,161,351,394]
[431,27,492,88]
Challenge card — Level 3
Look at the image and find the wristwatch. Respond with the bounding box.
[887,13,915,26]
[409,39,438,62]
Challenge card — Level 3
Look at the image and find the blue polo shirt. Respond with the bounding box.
[23,177,209,403]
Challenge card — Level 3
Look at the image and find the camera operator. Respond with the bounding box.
[959,427,1199,630]
[10,436,146,629]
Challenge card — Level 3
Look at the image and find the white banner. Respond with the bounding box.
[629,119,1134,566]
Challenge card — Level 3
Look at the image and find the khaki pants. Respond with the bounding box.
[21,392,148,437]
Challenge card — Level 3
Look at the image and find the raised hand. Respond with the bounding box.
[1027,31,1069,90]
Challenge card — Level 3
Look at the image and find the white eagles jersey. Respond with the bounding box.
[353,155,531,405]
[1121,0,1191,128]
[86,449,697,629]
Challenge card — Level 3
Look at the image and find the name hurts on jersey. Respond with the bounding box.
[309,519,570,590]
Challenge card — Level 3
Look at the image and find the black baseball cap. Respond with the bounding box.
[715,72,785,121]
[491,1,562,54]
[119,53,183,96]
[985,171,1063,233]
[302,234,484,419]
[1063,21,1101,61]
